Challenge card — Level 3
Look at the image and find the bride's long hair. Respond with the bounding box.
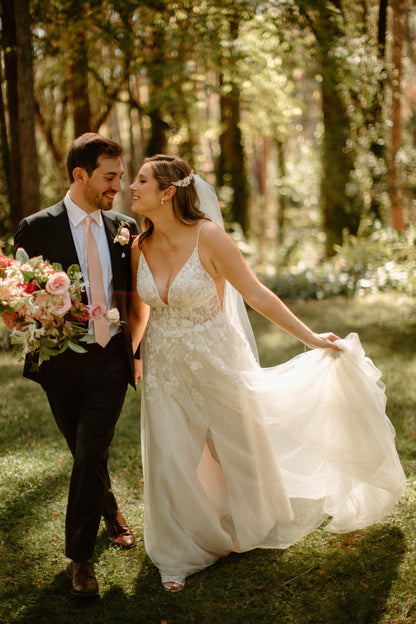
[138,155,206,248]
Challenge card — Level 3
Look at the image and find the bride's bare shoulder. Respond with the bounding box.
[199,219,235,249]
[199,219,225,237]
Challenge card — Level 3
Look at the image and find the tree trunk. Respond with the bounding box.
[1,0,39,228]
[321,68,357,256]
[369,0,389,220]
[146,111,168,156]
[145,24,168,156]
[69,30,92,137]
[389,0,406,231]
[2,0,21,229]
[299,2,361,256]
[312,5,359,256]
[215,12,250,234]
[0,51,11,234]
[217,83,250,233]
[276,139,288,246]
[255,136,270,254]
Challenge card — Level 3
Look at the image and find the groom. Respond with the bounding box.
[14,133,139,598]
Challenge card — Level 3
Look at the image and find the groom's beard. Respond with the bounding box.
[84,183,117,212]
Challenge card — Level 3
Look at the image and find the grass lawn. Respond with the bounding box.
[0,293,415,624]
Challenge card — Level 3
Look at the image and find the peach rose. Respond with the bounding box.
[0,281,15,300]
[51,292,72,317]
[119,227,130,243]
[114,225,130,246]
[1,311,18,330]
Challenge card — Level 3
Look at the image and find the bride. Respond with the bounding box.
[128,154,406,592]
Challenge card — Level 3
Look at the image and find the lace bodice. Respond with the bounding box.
[137,243,221,327]
[136,234,255,403]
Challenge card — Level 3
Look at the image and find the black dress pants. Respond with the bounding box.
[40,333,129,561]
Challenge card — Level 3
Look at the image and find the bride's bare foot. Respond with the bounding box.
[163,580,185,592]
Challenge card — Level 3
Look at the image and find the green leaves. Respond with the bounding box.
[15,248,30,265]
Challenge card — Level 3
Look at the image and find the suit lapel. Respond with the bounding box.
[103,212,124,306]
[44,202,80,270]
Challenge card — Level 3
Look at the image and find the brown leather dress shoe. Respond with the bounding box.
[69,561,99,598]
[104,510,136,549]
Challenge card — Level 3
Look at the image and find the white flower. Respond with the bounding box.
[105,307,120,324]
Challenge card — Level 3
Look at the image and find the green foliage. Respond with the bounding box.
[334,222,416,296]
[261,222,416,301]
[1,0,415,256]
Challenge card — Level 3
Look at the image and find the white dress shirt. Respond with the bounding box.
[64,192,117,338]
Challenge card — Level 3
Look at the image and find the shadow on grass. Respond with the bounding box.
[9,524,406,624]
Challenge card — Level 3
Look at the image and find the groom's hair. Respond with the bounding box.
[66,133,123,182]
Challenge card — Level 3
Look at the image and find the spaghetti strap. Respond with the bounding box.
[196,221,209,247]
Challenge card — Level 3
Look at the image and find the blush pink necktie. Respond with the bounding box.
[84,215,111,347]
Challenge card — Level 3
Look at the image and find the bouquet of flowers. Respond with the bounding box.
[0,248,120,364]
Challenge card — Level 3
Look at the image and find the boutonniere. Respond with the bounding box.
[113,221,131,246]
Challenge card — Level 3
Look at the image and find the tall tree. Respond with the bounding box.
[1,0,39,228]
[368,0,389,220]
[0,45,11,235]
[69,29,92,136]
[296,1,360,256]
[215,5,250,234]
[389,0,406,230]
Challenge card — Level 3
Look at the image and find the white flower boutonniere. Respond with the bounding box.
[113,221,131,246]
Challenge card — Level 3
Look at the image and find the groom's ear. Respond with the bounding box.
[73,167,88,184]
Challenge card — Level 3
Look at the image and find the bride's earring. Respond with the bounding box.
[161,197,165,205]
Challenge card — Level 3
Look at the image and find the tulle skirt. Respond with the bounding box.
[140,314,406,582]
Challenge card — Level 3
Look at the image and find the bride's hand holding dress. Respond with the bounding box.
[195,219,342,352]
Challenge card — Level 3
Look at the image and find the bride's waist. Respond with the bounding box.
[148,295,221,329]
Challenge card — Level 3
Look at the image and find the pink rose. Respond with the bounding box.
[1,311,18,330]
[88,302,106,320]
[51,292,72,317]
[31,292,47,320]
[46,271,71,295]
[114,225,130,246]
[120,227,130,241]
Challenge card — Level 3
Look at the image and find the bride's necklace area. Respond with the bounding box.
[145,244,196,305]
[147,227,201,302]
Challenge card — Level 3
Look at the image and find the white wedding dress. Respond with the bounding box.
[136,227,406,584]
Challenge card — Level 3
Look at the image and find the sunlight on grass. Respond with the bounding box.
[0,293,415,624]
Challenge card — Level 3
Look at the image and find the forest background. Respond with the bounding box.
[1,4,416,622]
[0,0,415,299]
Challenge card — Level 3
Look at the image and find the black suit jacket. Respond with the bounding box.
[14,200,139,387]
